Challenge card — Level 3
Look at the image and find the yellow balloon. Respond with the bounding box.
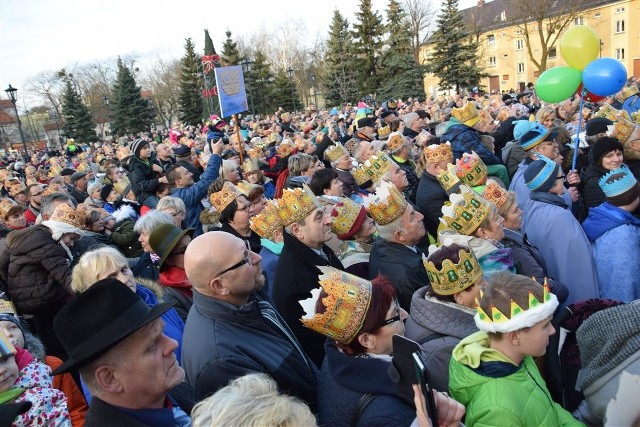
[560,26,600,70]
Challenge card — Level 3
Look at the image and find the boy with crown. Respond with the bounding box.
[449,271,583,426]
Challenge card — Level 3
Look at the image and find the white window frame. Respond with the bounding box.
[516,39,524,50]
[487,34,496,46]
[616,48,625,60]
[616,20,625,33]
[517,63,525,73]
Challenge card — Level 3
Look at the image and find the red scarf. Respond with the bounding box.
[159,266,193,298]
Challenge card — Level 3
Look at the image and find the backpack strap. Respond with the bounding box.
[351,393,378,427]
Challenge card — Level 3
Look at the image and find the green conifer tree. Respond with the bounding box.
[250,50,276,115]
[273,69,300,112]
[110,59,154,137]
[203,29,221,117]
[178,38,204,125]
[352,0,385,97]
[61,80,98,143]
[428,0,485,93]
[221,30,242,66]
[377,0,426,100]
[323,10,359,106]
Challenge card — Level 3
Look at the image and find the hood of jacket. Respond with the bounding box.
[582,202,640,242]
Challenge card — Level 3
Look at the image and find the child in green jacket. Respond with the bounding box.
[448,271,583,426]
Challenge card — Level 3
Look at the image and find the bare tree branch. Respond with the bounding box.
[402,0,436,62]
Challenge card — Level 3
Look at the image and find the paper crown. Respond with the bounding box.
[76,161,90,173]
[276,185,322,226]
[387,133,405,152]
[50,203,86,229]
[330,198,367,240]
[482,179,509,209]
[324,144,349,164]
[423,240,483,296]
[250,200,283,240]
[0,198,20,220]
[209,181,243,213]
[437,163,462,194]
[377,126,391,140]
[241,158,259,174]
[362,180,408,226]
[475,279,559,333]
[7,180,26,197]
[277,140,296,157]
[594,104,632,122]
[236,181,263,200]
[455,151,487,187]
[621,85,639,100]
[452,102,480,127]
[299,266,372,345]
[599,165,638,197]
[606,117,635,143]
[351,151,393,186]
[113,177,131,197]
[440,186,490,235]
[423,142,453,164]
[0,329,16,357]
[0,300,17,315]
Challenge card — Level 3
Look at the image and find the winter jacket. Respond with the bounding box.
[109,205,142,258]
[449,331,583,427]
[258,239,282,302]
[131,252,159,282]
[404,287,477,392]
[4,225,72,314]
[128,156,160,206]
[415,171,448,240]
[182,290,317,406]
[492,117,517,160]
[580,164,608,213]
[442,123,502,165]
[317,341,416,427]
[220,223,262,255]
[273,231,344,368]
[84,396,187,427]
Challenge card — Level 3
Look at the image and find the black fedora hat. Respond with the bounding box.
[52,278,173,375]
[149,223,194,268]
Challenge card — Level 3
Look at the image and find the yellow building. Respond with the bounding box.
[420,0,640,95]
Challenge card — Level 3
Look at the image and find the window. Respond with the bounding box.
[616,20,625,33]
[487,34,495,46]
[574,17,584,25]
[548,47,557,58]
[517,63,525,73]
[489,56,497,66]
[516,39,524,50]
[594,12,601,18]
[615,7,625,13]
[616,48,625,60]
[502,74,509,80]
[500,11,506,21]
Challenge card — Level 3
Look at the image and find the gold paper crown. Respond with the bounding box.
[482,179,509,209]
[350,151,392,186]
[377,126,391,139]
[424,142,453,164]
[607,117,636,144]
[250,200,283,240]
[362,180,408,225]
[452,102,480,127]
[247,147,264,160]
[277,140,296,158]
[423,243,483,296]
[0,198,19,220]
[78,152,87,160]
[437,163,461,193]
[209,181,243,213]
[387,133,405,152]
[113,177,131,197]
[50,203,86,229]
[236,181,263,200]
[324,144,349,164]
[439,186,490,235]
[299,266,372,345]
[476,280,553,324]
[95,154,105,164]
[621,85,639,100]
[455,152,487,187]
[7,180,26,197]
[76,161,90,173]
[594,104,632,122]
[0,300,17,315]
[242,158,259,174]
[276,185,321,227]
[330,197,366,239]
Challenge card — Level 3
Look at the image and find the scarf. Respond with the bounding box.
[159,266,192,298]
[529,191,568,209]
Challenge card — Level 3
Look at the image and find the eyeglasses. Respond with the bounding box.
[556,174,566,181]
[378,299,401,328]
[216,240,253,276]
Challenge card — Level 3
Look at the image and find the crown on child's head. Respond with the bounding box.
[482,179,509,210]
[439,186,491,235]
[455,151,487,187]
[241,158,259,174]
[351,151,393,186]
[452,102,480,127]
[599,164,637,197]
[423,142,453,164]
[276,185,322,226]
[250,200,283,240]
[362,180,408,226]
[423,239,483,296]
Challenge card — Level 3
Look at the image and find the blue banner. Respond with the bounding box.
[214,65,249,117]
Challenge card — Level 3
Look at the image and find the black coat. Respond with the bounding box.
[368,238,429,313]
[132,252,160,282]
[392,156,418,204]
[415,172,447,240]
[273,231,344,368]
[84,396,165,427]
[580,163,607,212]
[128,156,160,206]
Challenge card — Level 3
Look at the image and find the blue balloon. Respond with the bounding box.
[582,58,627,97]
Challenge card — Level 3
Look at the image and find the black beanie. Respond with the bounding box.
[591,137,624,167]
[100,184,114,201]
[585,117,613,137]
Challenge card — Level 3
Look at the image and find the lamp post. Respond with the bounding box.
[287,67,296,113]
[102,96,111,140]
[310,74,319,108]
[241,60,255,116]
[4,84,29,158]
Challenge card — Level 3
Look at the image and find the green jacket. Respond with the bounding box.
[449,331,583,427]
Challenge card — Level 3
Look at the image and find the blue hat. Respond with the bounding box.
[514,121,558,151]
[599,165,637,197]
[524,154,559,192]
[174,144,191,157]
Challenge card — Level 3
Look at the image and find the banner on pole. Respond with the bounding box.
[214,66,248,118]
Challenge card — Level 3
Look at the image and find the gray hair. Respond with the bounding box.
[87,182,103,196]
[133,210,174,235]
[375,214,404,241]
[156,196,186,214]
[402,112,419,128]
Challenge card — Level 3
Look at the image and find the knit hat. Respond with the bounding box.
[130,138,147,158]
[585,117,613,137]
[100,184,115,202]
[576,302,640,391]
[590,137,623,167]
[514,121,557,151]
[524,155,559,192]
[330,198,368,240]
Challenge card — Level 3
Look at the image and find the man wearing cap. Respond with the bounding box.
[174,144,202,183]
[584,117,613,149]
[52,278,190,426]
[69,171,89,203]
[182,231,317,406]
[60,168,76,194]
[355,117,377,142]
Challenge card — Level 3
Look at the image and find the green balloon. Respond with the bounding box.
[535,67,582,103]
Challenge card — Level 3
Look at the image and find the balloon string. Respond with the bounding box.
[571,88,587,172]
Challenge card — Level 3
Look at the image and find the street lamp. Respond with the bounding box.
[310,74,318,109]
[241,60,255,116]
[287,67,296,113]
[4,84,29,158]
[102,96,111,141]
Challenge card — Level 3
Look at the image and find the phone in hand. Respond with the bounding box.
[413,352,439,427]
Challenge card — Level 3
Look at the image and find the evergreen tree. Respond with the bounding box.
[428,0,484,93]
[323,10,359,106]
[110,59,154,137]
[221,30,242,66]
[203,29,221,117]
[249,50,276,115]
[178,38,204,126]
[272,69,300,113]
[352,0,385,98]
[60,80,98,143]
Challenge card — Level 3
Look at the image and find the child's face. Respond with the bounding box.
[0,355,19,392]
[0,320,24,348]
[518,315,555,357]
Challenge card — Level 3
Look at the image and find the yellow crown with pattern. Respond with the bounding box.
[330,197,367,240]
[594,104,632,122]
[423,241,483,296]
[437,163,461,194]
[424,142,453,164]
[452,102,480,127]
[209,181,243,213]
[277,140,296,158]
[0,300,17,315]
[324,144,349,164]
[439,186,491,235]
[113,177,131,197]
[250,200,283,240]
[455,151,487,187]
[621,85,639,100]
[236,181,263,201]
[351,151,392,186]
[377,126,391,140]
[242,158,259,174]
[386,133,405,152]
[76,161,90,173]
[482,179,509,209]
[299,266,372,345]
[362,180,408,226]
[607,116,636,144]
[7,180,26,198]
[276,185,321,227]
[50,203,86,229]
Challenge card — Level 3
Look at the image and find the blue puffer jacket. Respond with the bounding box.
[442,123,501,165]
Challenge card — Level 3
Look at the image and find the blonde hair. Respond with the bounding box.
[535,106,556,124]
[191,373,316,427]
[71,246,128,293]
[156,196,186,214]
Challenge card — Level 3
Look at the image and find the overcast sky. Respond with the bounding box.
[0,0,477,107]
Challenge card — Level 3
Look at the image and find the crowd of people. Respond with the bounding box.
[0,78,639,426]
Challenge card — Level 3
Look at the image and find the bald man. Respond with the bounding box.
[181,231,317,406]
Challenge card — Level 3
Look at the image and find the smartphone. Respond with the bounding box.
[413,352,439,427]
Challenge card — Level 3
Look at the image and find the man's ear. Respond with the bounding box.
[94,364,123,395]
[289,222,303,240]
[393,229,406,244]
[210,278,229,296]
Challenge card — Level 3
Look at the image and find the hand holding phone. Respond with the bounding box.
[413,352,439,427]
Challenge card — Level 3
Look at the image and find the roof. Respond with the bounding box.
[0,100,15,109]
[0,110,15,125]
[43,123,61,131]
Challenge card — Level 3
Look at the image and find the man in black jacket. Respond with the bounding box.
[416,142,454,240]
